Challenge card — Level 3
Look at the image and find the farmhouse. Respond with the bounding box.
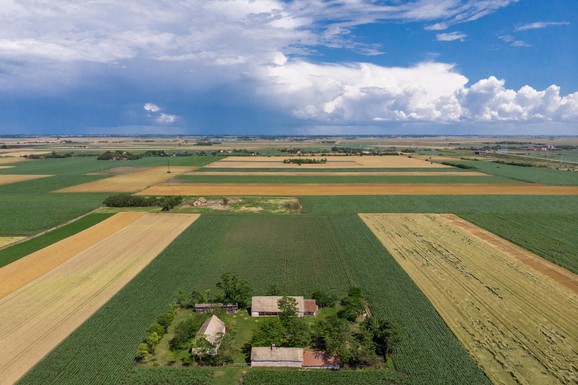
[191,315,226,355]
[250,346,303,367]
[250,347,339,369]
[251,296,318,317]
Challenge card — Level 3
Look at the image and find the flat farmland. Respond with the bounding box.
[0,213,198,385]
[0,237,24,248]
[0,157,28,165]
[0,212,147,299]
[360,213,578,385]
[56,166,197,193]
[0,174,51,186]
[137,183,578,196]
[192,171,488,176]
[205,155,450,169]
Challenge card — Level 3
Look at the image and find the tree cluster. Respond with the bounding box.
[103,194,183,211]
[136,305,177,363]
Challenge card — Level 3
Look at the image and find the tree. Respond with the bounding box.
[146,322,165,337]
[338,287,366,322]
[277,296,298,325]
[135,342,151,362]
[283,317,311,347]
[363,317,401,358]
[215,273,252,308]
[311,290,336,308]
[250,318,285,347]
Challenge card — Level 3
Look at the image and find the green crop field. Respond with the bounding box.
[198,167,460,173]
[177,174,511,184]
[0,156,222,235]
[242,368,403,385]
[0,212,113,267]
[120,368,213,385]
[461,213,578,274]
[18,214,489,385]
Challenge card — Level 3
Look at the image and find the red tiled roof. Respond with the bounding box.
[302,351,339,367]
[304,299,317,313]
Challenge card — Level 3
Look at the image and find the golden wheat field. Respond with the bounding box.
[137,183,578,196]
[0,174,51,186]
[56,166,197,193]
[0,157,28,165]
[0,213,199,385]
[0,212,147,300]
[360,213,578,385]
[205,155,449,169]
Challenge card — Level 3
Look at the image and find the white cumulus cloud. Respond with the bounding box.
[143,103,160,113]
[143,103,179,124]
[514,21,570,32]
[436,32,467,42]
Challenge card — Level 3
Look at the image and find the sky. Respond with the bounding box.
[0,0,577,136]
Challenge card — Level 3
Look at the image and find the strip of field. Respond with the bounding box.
[56,166,197,193]
[137,183,578,196]
[0,212,146,299]
[192,171,487,176]
[0,237,24,248]
[360,213,578,385]
[0,166,14,169]
[206,155,449,169]
[441,214,578,293]
[0,174,51,186]
[0,213,199,385]
[0,157,28,165]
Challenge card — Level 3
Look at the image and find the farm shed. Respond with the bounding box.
[302,351,340,369]
[251,346,304,367]
[194,303,238,313]
[251,296,317,317]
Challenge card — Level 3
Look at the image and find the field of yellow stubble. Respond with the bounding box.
[0,174,51,186]
[206,155,450,169]
[360,213,578,385]
[0,213,199,385]
[56,166,197,193]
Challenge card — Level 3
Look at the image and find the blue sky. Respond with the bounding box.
[0,0,576,136]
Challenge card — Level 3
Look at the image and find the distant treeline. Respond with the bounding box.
[103,194,183,211]
[283,158,327,165]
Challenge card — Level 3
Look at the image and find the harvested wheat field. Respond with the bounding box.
[56,166,196,193]
[0,166,14,169]
[360,213,578,385]
[191,171,488,176]
[137,183,578,196]
[0,174,51,186]
[0,237,24,249]
[205,155,449,169]
[0,157,28,165]
[0,213,199,385]
[0,212,147,300]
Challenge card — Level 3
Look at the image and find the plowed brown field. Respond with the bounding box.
[361,213,578,385]
[56,166,197,193]
[0,175,51,186]
[206,155,449,169]
[136,183,578,196]
[0,212,147,300]
[0,213,199,385]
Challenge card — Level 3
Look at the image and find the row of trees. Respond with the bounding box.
[103,194,183,211]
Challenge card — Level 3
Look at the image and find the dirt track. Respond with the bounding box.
[0,212,147,300]
[361,213,578,385]
[0,213,199,385]
[56,166,197,193]
[137,183,578,196]
[0,175,51,186]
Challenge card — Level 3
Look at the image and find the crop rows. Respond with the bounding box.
[120,368,213,385]
[242,368,403,385]
[461,213,578,274]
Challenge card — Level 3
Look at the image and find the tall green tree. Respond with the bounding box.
[215,273,252,308]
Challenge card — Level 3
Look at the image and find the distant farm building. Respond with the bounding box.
[250,347,338,369]
[251,296,318,317]
[194,303,238,314]
[251,346,303,367]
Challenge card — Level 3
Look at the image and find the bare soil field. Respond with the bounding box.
[206,155,449,169]
[0,212,147,300]
[0,213,199,385]
[360,213,578,385]
[191,171,488,176]
[0,174,51,186]
[56,166,197,193]
[0,237,25,249]
[137,183,578,196]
